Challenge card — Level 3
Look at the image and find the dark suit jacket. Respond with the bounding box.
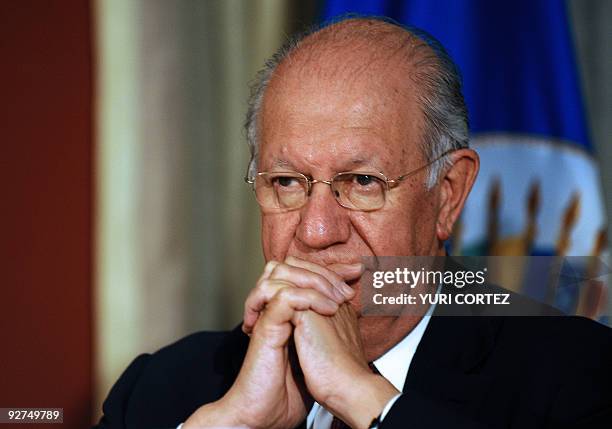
[95,298,612,429]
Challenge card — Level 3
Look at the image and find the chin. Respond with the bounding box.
[357,316,399,360]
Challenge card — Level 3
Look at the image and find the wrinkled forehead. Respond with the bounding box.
[271,24,424,100]
[259,34,427,170]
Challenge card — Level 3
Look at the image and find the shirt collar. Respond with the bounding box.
[372,299,436,392]
[307,299,437,428]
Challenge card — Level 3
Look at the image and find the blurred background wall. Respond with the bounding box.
[94,0,317,418]
[0,1,610,427]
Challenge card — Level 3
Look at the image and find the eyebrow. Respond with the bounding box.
[271,159,296,169]
[270,157,381,172]
[348,157,371,167]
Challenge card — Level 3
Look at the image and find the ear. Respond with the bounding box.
[436,149,480,241]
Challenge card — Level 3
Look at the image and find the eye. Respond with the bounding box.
[270,175,303,189]
[355,174,375,186]
[276,176,296,187]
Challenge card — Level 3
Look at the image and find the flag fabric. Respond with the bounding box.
[320,0,608,320]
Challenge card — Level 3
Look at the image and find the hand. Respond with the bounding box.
[293,305,400,429]
[243,257,399,429]
[184,258,359,429]
[242,257,362,335]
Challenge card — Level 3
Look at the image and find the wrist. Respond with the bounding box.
[327,372,400,429]
[183,396,245,428]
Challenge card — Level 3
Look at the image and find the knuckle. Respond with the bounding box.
[329,270,343,284]
[313,272,332,288]
[258,278,284,294]
[269,262,286,278]
[254,276,268,290]
[321,267,342,284]
[275,286,294,302]
[263,261,281,279]
[255,281,278,304]
[244,290,259,308]
[304,288,323,301]
[308,273,335,295]
[265,260,279,271]
[257,278,271,290]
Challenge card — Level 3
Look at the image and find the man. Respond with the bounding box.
[95,17,612,429]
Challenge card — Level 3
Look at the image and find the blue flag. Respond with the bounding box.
[321,0,606,256]
[321,0,608,320]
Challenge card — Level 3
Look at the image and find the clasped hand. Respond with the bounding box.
[184,257,399,429]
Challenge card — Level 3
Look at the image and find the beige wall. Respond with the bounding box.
[95,0,295,414]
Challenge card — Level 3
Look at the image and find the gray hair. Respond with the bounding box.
[245,17,469,189]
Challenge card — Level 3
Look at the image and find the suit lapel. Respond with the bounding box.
[404,286,502,409]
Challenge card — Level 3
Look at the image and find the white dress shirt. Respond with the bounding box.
[307,301,436,429]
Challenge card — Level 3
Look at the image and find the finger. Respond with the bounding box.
[243,279,293,334]
[258,260,280,283]
[244,260,355,334]
[243,277,345,334]
[256,287,339,334]
[285,256,363,293]
[241,260,282,334]
[270,263,349,302]
[285,255,364,282]
[327,262,364,282]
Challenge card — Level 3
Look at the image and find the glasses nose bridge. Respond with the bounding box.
[306,177,334,196]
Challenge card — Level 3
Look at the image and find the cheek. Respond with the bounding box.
[354,211,417,256]
[355,188,438,256]
[400,191,439,254]
[261,212,301,261]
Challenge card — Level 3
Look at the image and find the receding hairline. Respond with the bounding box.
[268,18,436,93]
[298,17,426,54]
[244,16,470,188]
[258,17,443,172]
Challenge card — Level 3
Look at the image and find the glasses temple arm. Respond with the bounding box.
[392,149,456,184]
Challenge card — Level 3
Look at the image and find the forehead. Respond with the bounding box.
[259,48,425,172]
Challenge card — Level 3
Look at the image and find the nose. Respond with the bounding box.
[295,181,350,249]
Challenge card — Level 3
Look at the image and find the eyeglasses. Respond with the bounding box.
[244,151,453,212]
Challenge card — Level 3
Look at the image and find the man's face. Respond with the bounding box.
[257,53,444,351]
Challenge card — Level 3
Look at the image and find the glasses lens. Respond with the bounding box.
[254,172,308,210]
[332,173,386,210]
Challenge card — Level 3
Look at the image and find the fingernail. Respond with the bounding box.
[326,301,339,314]
[349,262,365,273]
[341,283,355,297]
[333,286,346,301]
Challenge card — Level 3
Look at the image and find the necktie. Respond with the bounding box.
[329,363,380,429]
[330,416,349,429]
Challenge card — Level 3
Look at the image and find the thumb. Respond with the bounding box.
[327,262,364,281]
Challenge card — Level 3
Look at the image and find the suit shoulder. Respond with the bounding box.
[96,328,248,429]
[498,316,612,368]
[134,327,246,387]
[152,330,232,362]
[501,315,611,341]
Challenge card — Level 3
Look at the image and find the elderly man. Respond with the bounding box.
[96,17,611,429]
